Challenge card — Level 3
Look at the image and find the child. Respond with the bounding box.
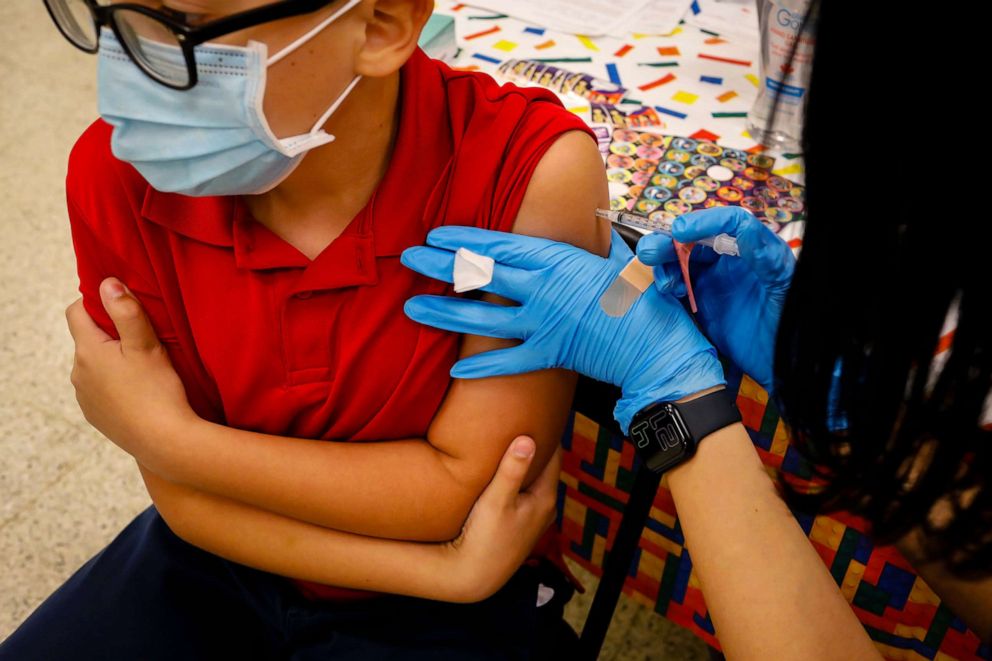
[3,0,608,658]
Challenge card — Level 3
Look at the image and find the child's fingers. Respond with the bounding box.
[521,445,562,521]
[482,436,537,509]
[99,278,161,354]
[65,298,112,345]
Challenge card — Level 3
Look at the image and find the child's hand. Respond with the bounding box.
[440,435,561,602]
[66,277,196,465]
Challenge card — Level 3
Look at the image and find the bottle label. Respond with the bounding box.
[765,77,806,100]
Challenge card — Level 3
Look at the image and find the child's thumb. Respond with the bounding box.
[99,278,160,353]
[487,436,537,506]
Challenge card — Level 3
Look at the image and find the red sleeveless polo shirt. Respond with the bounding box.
[66,48,592,600]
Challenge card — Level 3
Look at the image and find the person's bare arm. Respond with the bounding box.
[667,403,882,660]
[138,465,457,598]
[77,130,608,542]
[897,531,992,641]
[431,130,609,491]
[136,432,560,604]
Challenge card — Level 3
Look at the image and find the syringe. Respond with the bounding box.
[595,208,740,257]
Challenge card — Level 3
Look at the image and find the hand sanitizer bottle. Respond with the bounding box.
[746,0,818,151]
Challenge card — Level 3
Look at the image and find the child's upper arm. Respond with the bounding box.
[66,123,173,341]
[65,124,227,421]
[509,130,610,258]
[426,129,609,494]
[68,199,161,338]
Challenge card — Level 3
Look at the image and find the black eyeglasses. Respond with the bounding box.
[43,0,345,90]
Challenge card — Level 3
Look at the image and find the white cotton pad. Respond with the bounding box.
[452,247,495,293]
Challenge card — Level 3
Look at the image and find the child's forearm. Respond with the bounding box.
[137,464,478,602]
[140,419,485,542]
[667,423,881,660]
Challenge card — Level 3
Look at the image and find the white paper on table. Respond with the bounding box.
[684,0,760,45]
[465,0,654,37]
[607,0,697,37]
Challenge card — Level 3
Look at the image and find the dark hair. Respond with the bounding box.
[773,0,991,576]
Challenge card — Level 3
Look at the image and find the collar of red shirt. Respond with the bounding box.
[138,49,451,293]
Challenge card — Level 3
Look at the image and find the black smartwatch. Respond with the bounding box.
[627,389,741,474]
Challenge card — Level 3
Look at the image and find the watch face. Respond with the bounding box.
[629,404,692,473]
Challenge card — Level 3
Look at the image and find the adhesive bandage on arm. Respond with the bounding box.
[599,257,654,317]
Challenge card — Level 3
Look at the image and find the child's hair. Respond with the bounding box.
[773,0,990,576]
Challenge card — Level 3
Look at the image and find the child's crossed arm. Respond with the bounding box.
[68,131,607,548]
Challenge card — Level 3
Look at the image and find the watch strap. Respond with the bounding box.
[673,388,741,441]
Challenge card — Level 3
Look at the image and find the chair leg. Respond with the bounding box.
[577,463,661,660]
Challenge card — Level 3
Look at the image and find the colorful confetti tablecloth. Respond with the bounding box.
[435,4,990,659]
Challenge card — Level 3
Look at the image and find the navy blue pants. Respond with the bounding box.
[0,507,578,660]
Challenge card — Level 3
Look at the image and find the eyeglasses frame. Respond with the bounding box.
[43,0,345,90]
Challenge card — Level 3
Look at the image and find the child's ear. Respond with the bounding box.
[354,0,432,77]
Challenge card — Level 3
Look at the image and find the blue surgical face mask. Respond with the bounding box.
[97,0,362,197]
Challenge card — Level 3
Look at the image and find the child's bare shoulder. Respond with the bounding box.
[513,129,610,257]
[445,68,609,255]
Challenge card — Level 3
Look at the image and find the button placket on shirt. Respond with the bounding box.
[281,288,337,386]
[232,216,378,387]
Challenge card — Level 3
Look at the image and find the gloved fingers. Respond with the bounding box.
[670,206,754,242]
[638,232,721,267]
[400,245,456,283]
[733,222,796,290]
[684,243,721,266]
[672,208,794,288]
[403,295,529,340]
[449,345,545,380]
[400,246,536,302]
[607,229,636,264]
[635,232,677,266]
[651,262,687,297]
[424,226,561,269]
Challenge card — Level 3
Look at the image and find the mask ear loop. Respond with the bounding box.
[305,75,362,137]
[265,0,365,152]
[268,0,363,66]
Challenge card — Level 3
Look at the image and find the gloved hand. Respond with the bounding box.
[401,227,725,432]
[637,207,795,392]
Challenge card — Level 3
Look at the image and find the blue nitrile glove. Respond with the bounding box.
[637,207,795,392]
[401,227,725,433]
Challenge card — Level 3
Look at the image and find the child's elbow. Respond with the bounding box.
[138,465,202,545]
